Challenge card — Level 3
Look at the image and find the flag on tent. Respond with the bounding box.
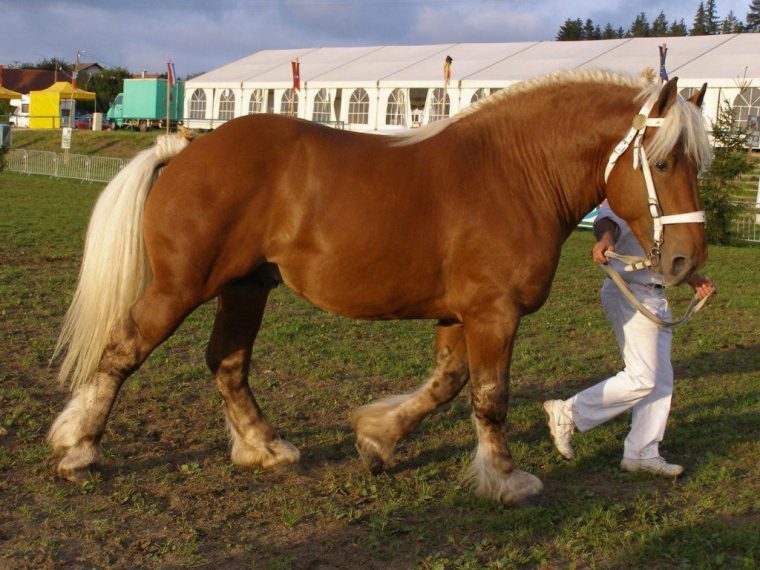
[658,44,668,82]
[167,61,177,100]
[444,55,453,86]
[291,60,301,91]
[167,61,176,88]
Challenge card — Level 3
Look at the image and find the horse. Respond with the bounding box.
[48,71,711,505]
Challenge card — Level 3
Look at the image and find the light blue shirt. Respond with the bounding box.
[595,201,664,287]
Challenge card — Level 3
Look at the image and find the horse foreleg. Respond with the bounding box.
[49,284,196,482]
[206,278,299,470]
[351,322,469,474]
[463,311,543,506]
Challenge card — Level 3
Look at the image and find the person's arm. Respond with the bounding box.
[685,273,717,300]
[591,217,620,265]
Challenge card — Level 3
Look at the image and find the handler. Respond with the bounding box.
[544,201,716,476]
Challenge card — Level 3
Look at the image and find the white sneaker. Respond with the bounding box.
[543,400,575,460]
[620,456,684,477]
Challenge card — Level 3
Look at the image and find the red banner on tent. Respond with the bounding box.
[167,61,176,88]
[291,60,301,91]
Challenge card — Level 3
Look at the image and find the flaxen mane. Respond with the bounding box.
[393,69,712,169]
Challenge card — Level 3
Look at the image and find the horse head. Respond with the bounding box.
[605,77,711,286]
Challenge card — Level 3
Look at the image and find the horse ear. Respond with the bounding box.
[689,83,707,109]
[655,77,679,117]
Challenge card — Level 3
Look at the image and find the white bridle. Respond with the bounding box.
[601,96,709,328]
[604,96,705,271]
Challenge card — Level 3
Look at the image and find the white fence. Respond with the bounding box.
[4,149,126,183]
[731,200,760,243]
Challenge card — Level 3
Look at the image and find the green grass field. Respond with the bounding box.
[9,129,162,159]
[1,172,758,569]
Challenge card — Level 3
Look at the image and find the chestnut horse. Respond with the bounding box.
[49,71,711,505]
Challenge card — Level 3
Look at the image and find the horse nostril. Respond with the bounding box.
[671,256,688,276]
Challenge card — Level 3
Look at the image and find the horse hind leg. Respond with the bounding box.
[48,284,198,482]
[206,276,299,470]
[351,322,469,474]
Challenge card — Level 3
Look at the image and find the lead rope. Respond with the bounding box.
[602,252,709,328]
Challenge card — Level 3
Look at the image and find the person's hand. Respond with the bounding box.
[592,237,615,265]
[686,274,717,300]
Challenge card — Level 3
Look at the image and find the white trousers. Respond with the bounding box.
[568,279,674,459]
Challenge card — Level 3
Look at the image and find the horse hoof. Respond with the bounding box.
[499,469,544,506]
[355,436,389,475]
[56,459,96,483]
[55,444,101,483]
[261,438,301,469]
[231,437,300,469]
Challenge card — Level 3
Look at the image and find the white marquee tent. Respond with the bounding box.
[184,34,760,137]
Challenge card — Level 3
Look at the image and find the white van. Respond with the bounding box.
[9,95,29,128]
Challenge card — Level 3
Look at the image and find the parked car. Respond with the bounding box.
[74,113,109,130]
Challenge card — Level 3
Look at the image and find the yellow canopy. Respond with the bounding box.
[35,81,96,101]
[0,85,22,99]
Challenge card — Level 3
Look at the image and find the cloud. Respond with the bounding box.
[412,5,544,42]
[2,0,752,76]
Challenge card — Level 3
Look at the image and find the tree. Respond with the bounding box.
[629,12,651,37]
[22,57,72,72]
[691,2,708,35]
[651,11,669,36]
[705,0,720,33]
[747,0,760,32]
[699,96,753,244]
[601,22,619,39]
[582,18,596,40]
[669,19,688,36]
[87,67,132,112]
[557,18,584,40]
[720,10,744,33]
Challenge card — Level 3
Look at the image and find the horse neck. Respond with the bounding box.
[471,84,640,239]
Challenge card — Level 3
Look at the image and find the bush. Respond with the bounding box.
[699,98,753,244]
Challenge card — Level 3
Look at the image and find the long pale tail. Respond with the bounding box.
[53,134,191,391]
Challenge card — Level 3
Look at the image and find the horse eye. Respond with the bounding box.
[655,161,668,172]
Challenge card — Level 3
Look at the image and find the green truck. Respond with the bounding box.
[106,78,184,131]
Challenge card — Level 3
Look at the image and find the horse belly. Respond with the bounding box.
[274,252,448,320]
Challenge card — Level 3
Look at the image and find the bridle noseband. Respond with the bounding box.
[604,96,705,271]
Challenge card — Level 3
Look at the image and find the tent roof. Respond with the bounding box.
[32,81,96,100]
[0,85,23,99]
[187,34,760,91]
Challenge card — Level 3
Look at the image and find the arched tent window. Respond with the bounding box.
[386,88,406,126]
[281,89,298,117]
[348,88,369,125]
[248,89,265,114]
[679,87,698,101]
[733,87,760,129]
[471,88,489,104]
[312,89,331,122]
[189,89,206,119]
[428,88,450,122]
[218,89,235,120]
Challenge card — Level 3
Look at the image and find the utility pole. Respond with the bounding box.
[70,50,84,128]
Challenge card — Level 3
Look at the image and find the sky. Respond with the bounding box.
[2,0,753,77]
